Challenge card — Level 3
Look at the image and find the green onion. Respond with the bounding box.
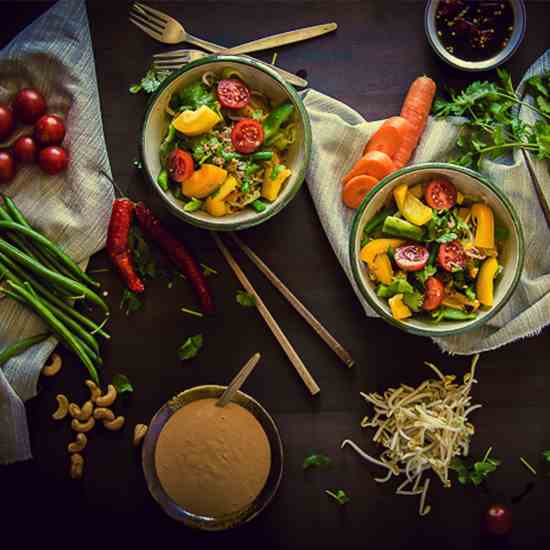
[0,333,50,367]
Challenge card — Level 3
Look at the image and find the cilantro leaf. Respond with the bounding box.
[403,290,424,312]
[303,454,332,469]
[112,373,134,395]
[449,448,501,487]
[527,74,549,97]
[542,450,550,463]
[325,489,350,505]
[376,276,414,299]
[128,226,157,280]
[130,68,170,95]
[120,289,143,317]
[415,264,437,285]
[178,334,203,360]
[183,198,203,212]
[236,290,256,307]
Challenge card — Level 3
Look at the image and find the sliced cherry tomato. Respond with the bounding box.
[217,79,250,110]
[422,277,445,311]
[168,148,194,183]
[437,240,466,272]
[485,504,512,536]
[424,178,457,210]
[231,119,264,154]
[394,244,429,272]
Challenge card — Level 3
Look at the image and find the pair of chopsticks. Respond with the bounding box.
[212,233,354,396]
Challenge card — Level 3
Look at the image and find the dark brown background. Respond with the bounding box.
[1,1,549,548]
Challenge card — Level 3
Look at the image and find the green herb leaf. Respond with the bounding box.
[449,448,501,487]
[542,450,550,463]
[303,454,332,469]
[184,198,203,212]
[120,289,143,317]
[376,276,414,299]
[129,84,142,94]
[465,286,477,301]
[271,164,285,181]
[325,489,350,505]
[236,290,256,307]
[131,68,170,95]
[112,373,134,395]
[403,290,424,312]
[415,264,437,285]
[178,334,203,360]
[527,74,549,97]
[128,226,157,280]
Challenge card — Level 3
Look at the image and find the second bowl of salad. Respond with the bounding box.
[141,55,311,231]
[350,163,524,336]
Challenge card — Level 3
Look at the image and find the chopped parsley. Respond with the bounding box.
[236,290,256,307]
[129,67,171,95]
[178,334,203,360]
[112,373,134,395]
[303,454,332,469]
[450,447,501,486]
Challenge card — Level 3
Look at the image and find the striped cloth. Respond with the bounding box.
[303,49,550,356]
[0,0,114,464]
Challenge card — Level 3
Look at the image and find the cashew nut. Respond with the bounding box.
[69,400,93,421]
[85,379,101,402]
[95,384,117,407]
[71,416,96,433]
[68,433,87,453]
[52,395,69,420]
[133,424,148,447]
[93,407,115,421]
[103,416,125,431]
[42,353,62,377]
[70,453,84,479]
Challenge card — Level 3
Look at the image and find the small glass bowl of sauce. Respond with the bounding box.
[425,0,526,71]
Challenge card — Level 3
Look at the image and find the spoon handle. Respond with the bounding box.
[216,353,261,408]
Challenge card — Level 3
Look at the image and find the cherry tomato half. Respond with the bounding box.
[394,244,429,272]
[485,504,512,536]
[217,79,251,110]
[422,276,444,311]
[168,148,194,183]
[231,119,264,154]
[437,240,466,272]
[425,178,457,210]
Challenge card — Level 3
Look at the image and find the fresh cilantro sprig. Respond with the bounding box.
[542,450,550,463]
[178,334,203,360]
[129,67,171,95]
[112,373,134,395]
[236,290,256,307]
[325,489,350,505]
[450,447,501,486]
[303,454,332,469]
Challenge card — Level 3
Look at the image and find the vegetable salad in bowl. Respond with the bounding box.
[350,164,524,336]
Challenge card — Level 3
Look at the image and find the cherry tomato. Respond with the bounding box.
[394,244,429,272]
[0,105,14,141]
[425,178,457,210]
[485,504,512,536]
[217,79,250,109]
[231,119,264,154]
[422,276,445,311]
[38,145,69,175]
[34,114,66,146]
[13,136,38,164]
[167,148,194,182]
[437,240,466,272]
[13,88,47,125]
[0,151,16,183]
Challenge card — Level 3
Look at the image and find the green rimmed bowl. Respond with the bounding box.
[140,55,311,231]
[349,163,525,337]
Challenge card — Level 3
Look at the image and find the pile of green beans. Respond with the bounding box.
[0,196,109,383]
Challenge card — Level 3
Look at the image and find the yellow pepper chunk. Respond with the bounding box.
[360,238,405,267]
[476,257,499,307]
[409,184,423,199]
[388,293,412,320]
[401,193,433,226]
[204,176,239,217]
[172,105,221,136]
[393,183,408,212]
[457,191,464,205]
[262,165,292,202]
[371,253,393,285]
[181,164,227,199]
[471,203,495,249]
[205,197,227,217]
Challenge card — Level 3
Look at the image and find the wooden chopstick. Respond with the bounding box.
[230,233,355,368]
[211,232,320,396]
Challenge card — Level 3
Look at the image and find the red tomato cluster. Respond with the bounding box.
[0,88,69,184]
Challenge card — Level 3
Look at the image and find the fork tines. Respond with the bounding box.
[129,2,166,41]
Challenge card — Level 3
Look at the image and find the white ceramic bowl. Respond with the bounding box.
[349,163,525,337]
[140,55,311,231]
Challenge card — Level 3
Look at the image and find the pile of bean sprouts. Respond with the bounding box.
[342,355,481,516]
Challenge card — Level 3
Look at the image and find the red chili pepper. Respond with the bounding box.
[134,202,214,314]
[107,199,145,293]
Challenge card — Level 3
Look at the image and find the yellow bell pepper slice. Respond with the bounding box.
[409,184,423,199]
[457,191,464,205]
[476,257,499,307]
[205,197,227,217]
[401,193,433,226]
[371,253,393,285]
[172,105,222,136]
[360,238,404,267]
[204,176,239,217]
[181,164,227,199]
[393,183,408,212]
[471,203,495,249]
[262,165,292,202]
[388,294,412,320]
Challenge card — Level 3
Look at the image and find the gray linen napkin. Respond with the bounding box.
[0,0,114,464]
[303,49,550,355]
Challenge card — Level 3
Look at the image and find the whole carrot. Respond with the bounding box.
[134,202,214,314]
[393,76,436,169]
[107,199,144,293]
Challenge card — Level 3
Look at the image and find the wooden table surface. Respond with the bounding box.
[1,2,550,548]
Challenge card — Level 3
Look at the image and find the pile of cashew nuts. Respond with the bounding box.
[48,353,148,480]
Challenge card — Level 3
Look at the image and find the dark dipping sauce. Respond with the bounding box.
[435,1,514,62]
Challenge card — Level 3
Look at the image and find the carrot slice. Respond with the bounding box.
[342,157,371,186]
[393,76,436,170]
[364,116,410,157]
[342,175,379,209]
[360,151,395,180]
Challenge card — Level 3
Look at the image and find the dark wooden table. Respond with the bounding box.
[2,1,549,548]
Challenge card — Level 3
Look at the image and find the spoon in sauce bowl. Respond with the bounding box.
[216,352,261,408]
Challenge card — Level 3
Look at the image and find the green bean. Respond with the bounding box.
[241,177,250,194]
[363,207,396,238]
[251,200,268,213]
[263,102,294,143]
[222,151,273,162]
[157,169,169,192]
[5,281,99,384]
[440,308,478,321]
[245,162,261,177]
[0,332,50,367]
[0,237,108,312]
[0,251,109,339]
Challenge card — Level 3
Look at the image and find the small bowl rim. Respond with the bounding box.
[349,162,525,337]
[424,0,527,72]
[139,54,312,231]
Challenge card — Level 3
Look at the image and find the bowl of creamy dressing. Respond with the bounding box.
[142,385,283,530]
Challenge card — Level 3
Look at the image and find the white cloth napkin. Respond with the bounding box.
[303,49,550,355]
[0,0,114,464]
